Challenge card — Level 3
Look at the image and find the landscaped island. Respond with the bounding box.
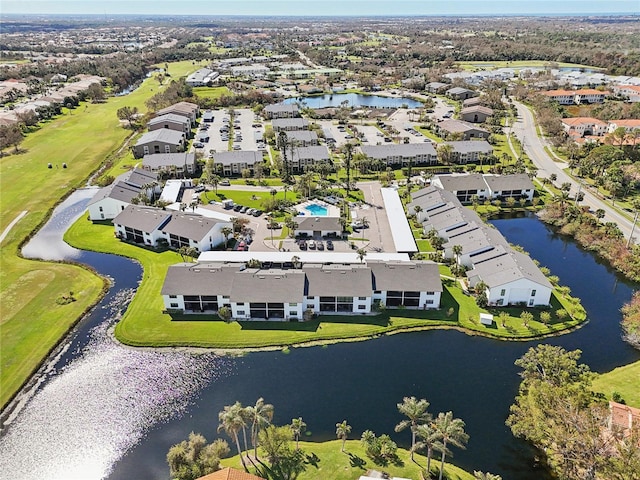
[64,210,585,350]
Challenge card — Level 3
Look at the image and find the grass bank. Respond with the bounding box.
[0,60,200,410]
[64,216,585,350]
[592,360,640,408]
[221,439,475,480]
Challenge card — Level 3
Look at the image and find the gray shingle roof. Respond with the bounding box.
[294,216,342,231]
[161,263,236,296]
[265,103,299,114]
[360,143,437,159]
[438,119,489,134]
[368,260,442,292]
[482,174,534,192]
[460,105,494,116]
[466,250,552,289]
[272,118,309,130]
[147,114,191,127]
[143,152,195,169]
[162,212,225,242]
[135,129,185,146]
[213,151,262,165]
[230,269,305,303]
[446,140,493,154]
[113,206,172,232]
[433,174,487,192]
[88,181,140,206]
[292,145,330,162]
[286,130,318,143]
[303,264,372,297]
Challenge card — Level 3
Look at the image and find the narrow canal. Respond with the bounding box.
[0,194,637,480]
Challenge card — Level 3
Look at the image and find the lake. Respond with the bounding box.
[284,93,423,109]
[1,201,637,480]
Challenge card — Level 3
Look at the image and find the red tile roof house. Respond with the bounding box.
[196,467,266,480]
[542,89,610,105]
[612,84,640,102]
[608,401,640,443]
[561,117,608,138]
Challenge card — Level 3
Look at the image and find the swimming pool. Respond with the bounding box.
[303,203,328,216]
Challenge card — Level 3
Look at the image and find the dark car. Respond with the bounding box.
[299,240,307,250]
[326,240,334,250]
[252,209,263,217]
[233,204,243,212]
[193,142,205,148]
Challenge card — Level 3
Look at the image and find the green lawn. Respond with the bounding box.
[63,217,586,349]
[192,86,231,100]
[0,60,201,410]
[592,361,640,408]
[202,189,299,209]
[221,439,474,480]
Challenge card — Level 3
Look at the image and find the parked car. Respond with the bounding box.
[253,209,263,217]
[220,179,231,186]
[193,185,205,192]
[246,208,255,215]
[237,241,246,251]
[233,204,243,211]
[316,241,324,251]
[326,240,334,250]
[308,240,316,250]
[239,206,248,213]
[194,142,205,148]
[299,240,307,250]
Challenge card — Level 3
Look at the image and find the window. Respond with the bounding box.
[531,290,536,296]
[357,305,367,310]
[100,213,104,219]
[290,303,298,306]
[170,303,179,308]
[237,310,245,315]
[425,300,434,305]
[143,146,149,155]
[289,311,297,316]
[99,206,103,212]
[358,297,367,301]
[529,299,534,306]
[500,289,506,296]
[169,295,177,298]
[425,291,434,295]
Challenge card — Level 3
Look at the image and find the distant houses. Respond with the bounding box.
[185,68,219,87]
[542,88,609,105]
[436,119,490,140]
[431,173,535,203]
[360,143,438,167]
[264,103,300,119]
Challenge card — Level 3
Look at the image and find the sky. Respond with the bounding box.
[1,0,639,16]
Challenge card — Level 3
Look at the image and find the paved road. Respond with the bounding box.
[510,100,638,243]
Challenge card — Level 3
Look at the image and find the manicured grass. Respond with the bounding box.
[202,189,299,209]
[64,217,586,349]
[592,361,640,408]
[0,60,201,410]
[192,86,231,100]
[221,439,474,480]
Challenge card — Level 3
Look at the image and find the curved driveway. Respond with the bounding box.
[510,100,637,243]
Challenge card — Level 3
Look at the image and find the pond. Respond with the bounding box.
[1,204,637,480]
[284,93,423,109]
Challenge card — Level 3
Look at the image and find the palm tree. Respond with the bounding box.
[452,244,463,266]
[283,184,290,202]
[356,247,367,264]
[248,397,274,459]
[343,142,354,198]
[394,396,432,461]
[290,417,307,450]
[473,472,502,480]
[218,402,248,469]
[413,422,440,474]
[335,420,352,452]
[433,412,469,480]
[221,226,233,249]
[413,205,423,219]
[361,216,368,242]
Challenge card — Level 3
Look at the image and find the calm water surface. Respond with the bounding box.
[284,93,423,109]
[1,202,638,480]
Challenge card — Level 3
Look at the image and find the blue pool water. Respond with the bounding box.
[304,203,328,216]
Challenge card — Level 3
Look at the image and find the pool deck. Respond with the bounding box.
[297,200,340,217]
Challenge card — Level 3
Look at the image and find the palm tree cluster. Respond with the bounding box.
[217,398,274,469]
[395,396,469,480]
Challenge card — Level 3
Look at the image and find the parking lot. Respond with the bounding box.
[195,108,264,157]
